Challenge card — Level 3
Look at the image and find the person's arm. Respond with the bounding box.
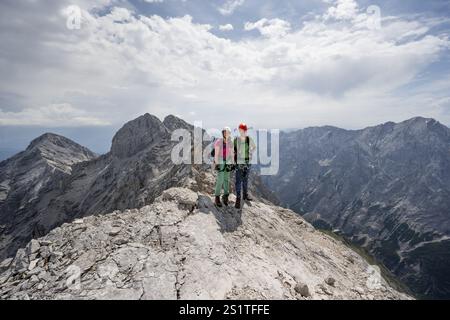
[214,142,220,164]
[231,139,236,164]
[249,137,256,155]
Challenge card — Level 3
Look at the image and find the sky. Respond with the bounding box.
[0,0,450,157]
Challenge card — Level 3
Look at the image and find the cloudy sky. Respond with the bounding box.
[0,0,449,156]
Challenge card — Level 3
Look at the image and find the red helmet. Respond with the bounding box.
[238,123,248,131]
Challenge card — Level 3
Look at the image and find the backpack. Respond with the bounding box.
[211,138,227,160]
[210,138,216,158]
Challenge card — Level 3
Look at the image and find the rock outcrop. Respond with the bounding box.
[263,117,450,299]
[111,114,171,159]
[0,188,411,300]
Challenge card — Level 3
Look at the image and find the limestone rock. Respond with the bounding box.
[26,240,40,256]
[325,277,336,287]
[295,282,311,298]
[0,188,412,300]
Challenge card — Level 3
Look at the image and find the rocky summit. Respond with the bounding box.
[0,187,410,300]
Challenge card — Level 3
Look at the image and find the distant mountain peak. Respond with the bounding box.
[405,116,434,123]
[163,114,193,132]
[391,117,450,139]
[27,133,76,151]
[398,116,446,129]
[110,113,170,158]
[24,133,96,167]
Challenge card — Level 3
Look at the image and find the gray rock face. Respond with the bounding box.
[163,114,194,132]
[263,117,450,299]
[0,187,411,300]
[111,114,171,159]
[0,134,96,259]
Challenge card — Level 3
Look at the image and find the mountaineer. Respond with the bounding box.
[213,127,235,207]
[234,123,256,209]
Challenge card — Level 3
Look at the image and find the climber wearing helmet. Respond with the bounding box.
[213,126,235,207]
[234,123,256,209]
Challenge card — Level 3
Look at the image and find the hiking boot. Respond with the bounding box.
[215,196,223,207]
[235,197,241,209]
[222,194,229,207]
[243,194,253,201]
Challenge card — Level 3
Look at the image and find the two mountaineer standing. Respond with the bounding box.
[213,123,256,209]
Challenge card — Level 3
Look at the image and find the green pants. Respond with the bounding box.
[215,165,231,196]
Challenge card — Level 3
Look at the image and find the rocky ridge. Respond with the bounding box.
[0,187,411,300]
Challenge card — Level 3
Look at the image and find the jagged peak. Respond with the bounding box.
[395,116,448,129]
[404,116,434,123]
[27,133,66,150]
[26,133,94,155]
[163,114,194,132]
[110,113,170,158]
[381,121,396,127]
[392,117,450,137]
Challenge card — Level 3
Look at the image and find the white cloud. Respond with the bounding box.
[0,0,449,130]
[108,7,134,22]
[0,103,109,127]
[218,0,245,16]
[219,23,234,31]
[244,18,291,38]
[323,0,359,21]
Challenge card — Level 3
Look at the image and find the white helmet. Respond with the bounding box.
[222,126,231,133]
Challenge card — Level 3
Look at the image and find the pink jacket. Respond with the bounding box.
[214,138,234,164]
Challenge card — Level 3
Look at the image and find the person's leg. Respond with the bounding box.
[235,168,242,208]
[222,171,230,206]
[215,171,224,196]
[235,168,242,198]
[215,168,224,206]
[224,171,231,194]
[243,166,252,201]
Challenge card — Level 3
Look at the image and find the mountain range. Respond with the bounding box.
[0,113,414,300]
[263,117,450,299]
